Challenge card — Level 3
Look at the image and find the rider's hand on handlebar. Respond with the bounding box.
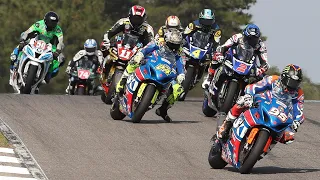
[101,38,110,51]
[213,52,224,63]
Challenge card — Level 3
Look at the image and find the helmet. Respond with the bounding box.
[165,16,181,29]
[44,11,59,31]
[164,29,182,52]
[129,5,147,28]
[243,24,261,47]
[199,9,215,26]
[280,64,303,91]
[84,39,97,56]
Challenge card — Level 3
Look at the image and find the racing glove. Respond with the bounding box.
[213,52,224,63]
[177,74,185,85]
[236,94,253,108]
[101,37,111,51]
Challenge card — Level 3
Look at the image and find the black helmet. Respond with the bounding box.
[128,5,147,28]
[44,11,59,31]
[280,64,303,91]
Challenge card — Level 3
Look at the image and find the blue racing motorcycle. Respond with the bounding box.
[202,44,259,117]
[208,89,296,173]
[180,30,214,101]
[110,46,177,123]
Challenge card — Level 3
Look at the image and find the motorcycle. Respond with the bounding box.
[100,34,143,104]
[10,37,54,94]
[208,89,296,173]
[110,46,177,123]
[202,44,259,117]
[179,30,214,101]
[68,59,97,95]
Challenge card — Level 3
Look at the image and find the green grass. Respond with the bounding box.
[0,132,10,148]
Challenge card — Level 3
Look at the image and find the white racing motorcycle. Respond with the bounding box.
[10,37,53,94]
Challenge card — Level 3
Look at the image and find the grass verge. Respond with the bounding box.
[0,132,10,147]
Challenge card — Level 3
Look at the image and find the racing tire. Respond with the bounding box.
[22,65,38,94]
[105,70,123,104]
[239,129,270,174]
[132,84,156,123]
[202,96,217,117]
[110,96,126,120]
[208,136,228,169]
[220,81,239,113]
[179,66,195,101]
[101,92,107,103]
[77,86,85,95]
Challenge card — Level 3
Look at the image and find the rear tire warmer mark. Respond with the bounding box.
[0,119,48,180]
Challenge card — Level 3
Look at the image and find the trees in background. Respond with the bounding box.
[0,0,319,98]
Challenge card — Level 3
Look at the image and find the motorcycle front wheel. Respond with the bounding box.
[22,65,38,94]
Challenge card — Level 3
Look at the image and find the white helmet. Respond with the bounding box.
[165,16,181,29]
[84,39,97,56]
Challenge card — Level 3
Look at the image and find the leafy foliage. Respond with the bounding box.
[0,0,318,99]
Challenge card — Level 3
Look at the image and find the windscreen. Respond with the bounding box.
[235,43,254,64]
[158,46,176,64]
[122,34,139,49]
[191,31,210,49]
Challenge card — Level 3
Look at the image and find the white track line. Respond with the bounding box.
[0,166,30,175]
[0,156,20,163]
[0,176,36,180]
[0,148,14,154]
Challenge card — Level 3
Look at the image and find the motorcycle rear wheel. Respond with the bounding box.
[208,135,228,169]
[105,69,123,104]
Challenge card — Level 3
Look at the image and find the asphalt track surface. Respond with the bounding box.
[0,94,319,180]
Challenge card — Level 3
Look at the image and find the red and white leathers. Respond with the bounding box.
[202,33,270,89]
[218,75,305,144]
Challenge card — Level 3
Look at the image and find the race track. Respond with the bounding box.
[0,94,319,180]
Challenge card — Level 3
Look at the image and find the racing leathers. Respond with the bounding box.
[217,75,305,144]
[9,20,65,84]
[101,18,154,84]
[116,41,185,122]
[183,19,222,82]
[203,33,269,89]
[65,50,103,95]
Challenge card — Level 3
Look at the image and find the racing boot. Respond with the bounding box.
[156,99,172,122]
[116,76,127,95]
[217,112,236,141]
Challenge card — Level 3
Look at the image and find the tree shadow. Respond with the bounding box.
[224,166,320,174]
[119,119,200,124]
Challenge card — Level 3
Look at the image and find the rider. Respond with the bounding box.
[155,15,184,45]
[183,9,222,82]
[100,5,154,78]
[9,11,65,85]
[217,64,304,144]
[116,29,185,122]
[202,24,269,89]
[65,39,103,94]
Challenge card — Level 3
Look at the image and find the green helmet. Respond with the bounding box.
[199,9,215,26]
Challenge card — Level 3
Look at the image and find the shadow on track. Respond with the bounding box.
[119,119,200,124]
[223,166,320,174]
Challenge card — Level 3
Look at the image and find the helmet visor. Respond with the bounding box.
[85,47,96,53]
[130,15,144,27]
[167,42,180,52]
[199,18,214,26]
